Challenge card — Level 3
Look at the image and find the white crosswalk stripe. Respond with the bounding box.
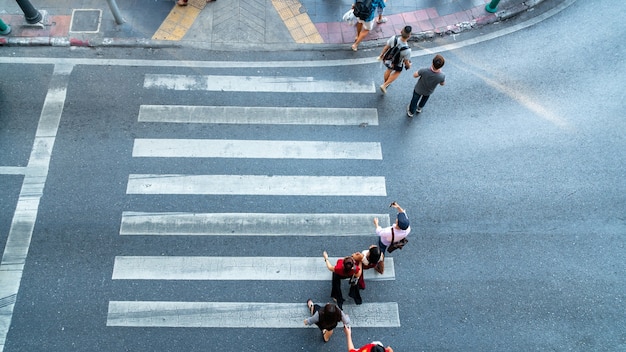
[132,139,383,159]
[138,105,379,126]
[119,212,391,236]
[126,174,387,196]
[144,74,376,93]
[108,73,398,331]
[107,302,400,328]
[112,256,396,281]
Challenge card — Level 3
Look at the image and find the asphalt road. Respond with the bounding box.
[0,0,624,351]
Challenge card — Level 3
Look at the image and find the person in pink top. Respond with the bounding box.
[372,201,410,274]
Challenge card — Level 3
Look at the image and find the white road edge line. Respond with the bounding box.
[0,64,73,352]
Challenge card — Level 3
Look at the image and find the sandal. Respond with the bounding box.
[306,299,314,315]
[323,329,333,342]
[177,0,188,5]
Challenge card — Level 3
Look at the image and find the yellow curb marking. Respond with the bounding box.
[152,0,206,41]
[271,0,324,44]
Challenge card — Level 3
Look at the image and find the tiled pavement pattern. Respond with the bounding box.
[306,0,502,44]
[0,0,536,47]
[273,0,324,43]
[153,0,208,40]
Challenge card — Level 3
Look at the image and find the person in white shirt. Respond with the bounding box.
[372,202,410,273]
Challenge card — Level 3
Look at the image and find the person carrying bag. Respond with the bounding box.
[372,201,411,273]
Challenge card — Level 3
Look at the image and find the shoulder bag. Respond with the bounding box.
[387,228,408,253]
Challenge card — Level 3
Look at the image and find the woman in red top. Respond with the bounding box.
[323,251,361,309]
[343,325,394,352]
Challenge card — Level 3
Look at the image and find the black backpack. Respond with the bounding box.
[383,36,409,68]
[353,0,373,21]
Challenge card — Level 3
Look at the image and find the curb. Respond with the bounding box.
[0,36,182,48]
[0,1,544,49]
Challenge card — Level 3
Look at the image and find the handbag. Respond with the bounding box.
[348,282,363,305]
[387,228,408,253]
[342,9,356,26]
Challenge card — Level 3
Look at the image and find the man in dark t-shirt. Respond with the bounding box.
[407,54,446,117]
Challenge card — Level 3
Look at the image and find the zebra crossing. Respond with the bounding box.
[107,73,401,330]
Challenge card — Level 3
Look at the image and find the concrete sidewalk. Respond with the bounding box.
[0,0,546,49]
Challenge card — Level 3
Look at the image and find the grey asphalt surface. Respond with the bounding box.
[1,0,625,351]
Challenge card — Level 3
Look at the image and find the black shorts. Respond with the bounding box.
[384,62,403,72]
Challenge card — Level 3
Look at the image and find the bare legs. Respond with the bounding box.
[352,23,370,51]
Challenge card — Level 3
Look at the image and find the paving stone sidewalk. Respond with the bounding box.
[0,0,546,48]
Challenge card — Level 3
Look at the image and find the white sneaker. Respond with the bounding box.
[406,104,413,117]
[416,107,422,113]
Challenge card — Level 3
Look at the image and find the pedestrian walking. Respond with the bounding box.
[372,201,410,274]
[304,299,351,342]
[407,54,446,117]
[342,325,394,352]
[377,26,412,94]
[351,0,384,51]
[360,245,384,274]
[348,246,383,303]
[375,0,387,24]
[322,251,362,309]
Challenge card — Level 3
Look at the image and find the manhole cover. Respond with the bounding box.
[70,9,102,33]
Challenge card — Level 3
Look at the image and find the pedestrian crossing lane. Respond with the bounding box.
[108,73,401,329]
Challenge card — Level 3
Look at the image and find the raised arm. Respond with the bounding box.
[390,201,405,213]
[323,251,335,272]
[343,325,355,351]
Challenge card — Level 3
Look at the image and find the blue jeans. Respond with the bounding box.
[378,238,388,254]
[408,91,430,113]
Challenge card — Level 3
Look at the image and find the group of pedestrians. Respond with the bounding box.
[348,0,447,116]
[377,26,446,116]
[304,202,410,351]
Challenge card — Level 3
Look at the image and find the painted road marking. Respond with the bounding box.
[132,139,382,160]
[144,74,375,93]
[112,256,395,281]
[119,212,390,236]
[138,105,379,126]
[0,64,73,352]
[107,301,400,328]
[126,174,387,196]
[0,167,27,175]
